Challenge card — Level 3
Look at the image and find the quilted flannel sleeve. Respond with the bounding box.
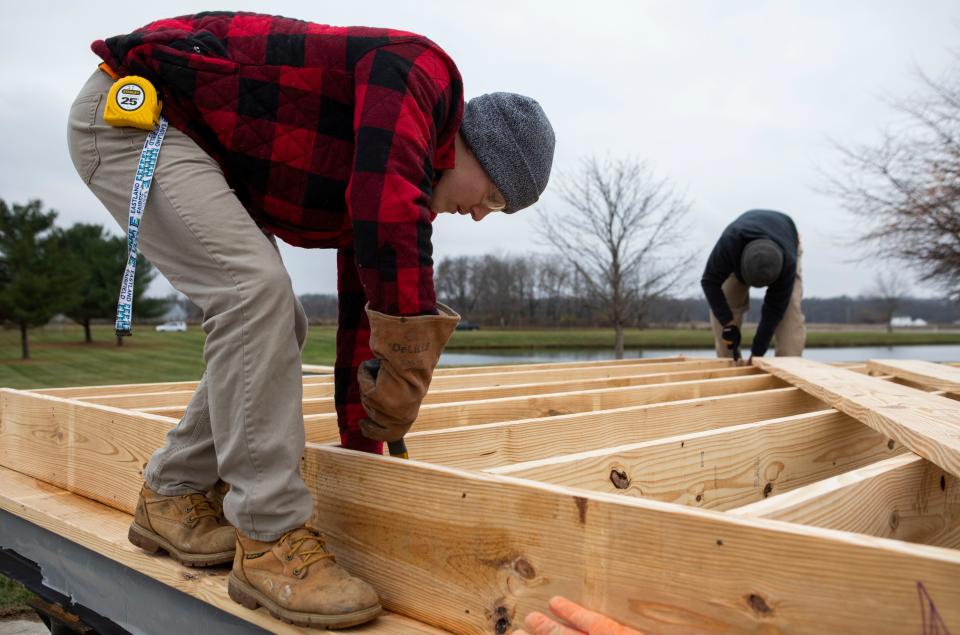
[347,43,455,316]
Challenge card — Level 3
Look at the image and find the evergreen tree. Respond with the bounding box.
[0,200,81,359]
[60,223,166,343]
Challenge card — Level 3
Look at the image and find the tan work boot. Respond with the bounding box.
[128,484,236,567]
[228,526,381,629]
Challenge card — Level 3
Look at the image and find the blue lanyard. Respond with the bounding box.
[115,117,168,336]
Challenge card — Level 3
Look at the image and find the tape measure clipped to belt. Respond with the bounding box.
[102,68,167,336]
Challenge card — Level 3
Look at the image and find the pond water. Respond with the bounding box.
[439,345,960,366]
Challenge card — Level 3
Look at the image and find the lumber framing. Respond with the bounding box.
[0,386,957,633]
[304,445,960,634]
[304,358,736,392]
[300,373,785,434]
[398,387,825,470]
[430,355,686,375]
[415,364,761,403]
[136,365,763,419]
[33,379,203,398]
[19,357,813,401]
[0,466,443,635]
[28,373,330,400]
[867,359,960,394]
[730,454,960,549]
[757,357,960,479]
[3,354,960,633]
[305,359,686,376]
[488,409,906,510]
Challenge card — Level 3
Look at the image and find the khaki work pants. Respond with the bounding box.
[67,70,312,540]
[709,244,806,358]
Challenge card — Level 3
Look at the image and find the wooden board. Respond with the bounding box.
[0,389,173,513]
[400,388,825,471]
[3,386,960,633]
[32,380,202,398]
[730,453,960,549]
[757,357,960,479]
[6,354,960,634]
[868,359,960,394]
[300,373,785,434]
[304,445,960,634]
[300,364,335,374]
[400,358,734,390]
[0,466,446,634]
[431,356,685,375]
[138,366,763,419]
[490,409,906,510]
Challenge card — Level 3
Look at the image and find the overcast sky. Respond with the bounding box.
[2,1,958,299]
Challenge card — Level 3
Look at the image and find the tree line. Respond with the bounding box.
[0,199,165,359]
[292,253,960,327]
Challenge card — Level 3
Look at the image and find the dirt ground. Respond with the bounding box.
[0,615,46,635]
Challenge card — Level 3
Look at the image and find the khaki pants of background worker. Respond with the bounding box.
[709,244,806,358]
[67,71,312,541]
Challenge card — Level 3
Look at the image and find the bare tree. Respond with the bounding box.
[539,156,695,358]
[536,256,569,323]
[869,269,908,332]
[435,256,476,315]
[829,60,960,296]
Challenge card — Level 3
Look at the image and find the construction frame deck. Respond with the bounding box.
[1,355,958,634]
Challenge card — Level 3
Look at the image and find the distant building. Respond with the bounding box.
[890,316,928,327]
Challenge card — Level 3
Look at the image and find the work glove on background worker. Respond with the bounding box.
[721,324,741,354]
[357,303,461,442]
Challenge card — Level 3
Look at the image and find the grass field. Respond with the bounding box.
[3,322,960,390]
[0,575,32,618]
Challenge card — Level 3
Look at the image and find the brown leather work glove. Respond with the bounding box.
[357,302,460,442]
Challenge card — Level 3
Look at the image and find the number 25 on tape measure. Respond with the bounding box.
[104,76,162,131]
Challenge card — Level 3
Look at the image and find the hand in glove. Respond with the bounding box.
[357,303,460,442]
[721,324,741,353]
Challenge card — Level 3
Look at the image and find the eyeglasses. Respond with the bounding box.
[482,187,507,211]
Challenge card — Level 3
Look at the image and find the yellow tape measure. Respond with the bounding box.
[104,75,162,131]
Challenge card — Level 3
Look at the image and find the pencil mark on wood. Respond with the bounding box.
[917,581,952,635]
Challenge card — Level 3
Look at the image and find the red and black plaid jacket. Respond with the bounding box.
[93,12,464,453]
[93,10,463,316]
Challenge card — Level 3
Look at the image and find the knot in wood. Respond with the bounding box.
[889,510,900,531]
[746,593,773,615]
[512,557,536,580]
[609,468,630,489]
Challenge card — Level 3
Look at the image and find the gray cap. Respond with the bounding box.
[741,238,784,287]
[460,92,555,213]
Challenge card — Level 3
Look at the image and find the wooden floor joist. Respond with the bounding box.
[300,373,785,436]
[399,387,826,470]
[867,358,960,394]
[3,355,960,633]
[488,409,906,510]
[758,357,960,479]
[429,355,686,375]
[730,453,960,549]
[136,364,762,419]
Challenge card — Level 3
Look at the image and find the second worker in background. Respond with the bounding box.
[701,209,805,363]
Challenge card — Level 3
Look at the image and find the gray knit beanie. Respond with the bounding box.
[460,92,555,213]
[741,238,784,287]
